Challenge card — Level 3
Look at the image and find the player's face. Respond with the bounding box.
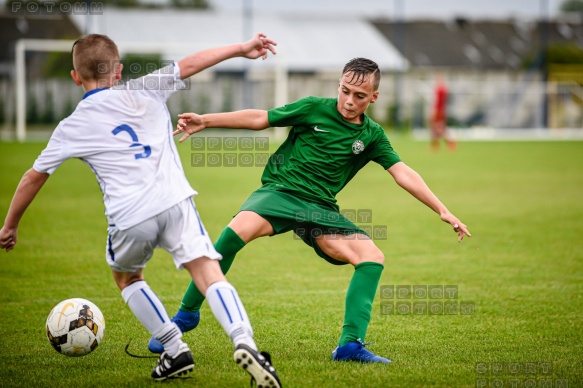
[337,72,379,124]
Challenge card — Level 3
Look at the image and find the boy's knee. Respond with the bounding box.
[113,271,143,291]
[355,246,384,265]
[369,248,385,265]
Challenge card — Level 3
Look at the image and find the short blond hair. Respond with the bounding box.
[71,34,119,82]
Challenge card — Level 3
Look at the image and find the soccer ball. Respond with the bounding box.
[46,298,105,357]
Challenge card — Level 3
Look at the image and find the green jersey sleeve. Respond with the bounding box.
[368,127,401,170]
[267,96,314,128]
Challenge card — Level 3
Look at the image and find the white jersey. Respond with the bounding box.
[33,63,196,230]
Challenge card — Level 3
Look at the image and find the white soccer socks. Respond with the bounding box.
[206,281,257,351]
[122,280,183,356]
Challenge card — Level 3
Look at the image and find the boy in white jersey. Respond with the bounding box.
[0,33,281,386]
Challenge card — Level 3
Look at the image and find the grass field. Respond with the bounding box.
[0,134,582,387]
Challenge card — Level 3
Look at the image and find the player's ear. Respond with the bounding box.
[70,70,83,86]
[114,62,123,80]
[370,90,379,103]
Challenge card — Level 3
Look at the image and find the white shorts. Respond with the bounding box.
[105,197,221,272]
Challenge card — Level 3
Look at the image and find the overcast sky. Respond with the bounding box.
[0,0,566,20]
[210,0,564,20]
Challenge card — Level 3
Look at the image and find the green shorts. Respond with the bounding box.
[239,185,368,265]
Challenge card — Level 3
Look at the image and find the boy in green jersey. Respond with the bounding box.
[150,58,472,363]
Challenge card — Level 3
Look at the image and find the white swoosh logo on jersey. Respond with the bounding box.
[314,126,329,133]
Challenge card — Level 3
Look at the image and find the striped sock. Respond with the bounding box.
[179,226,246,313]
[153,323,183,357]
[121,280,183,356]
[206,281,257,350]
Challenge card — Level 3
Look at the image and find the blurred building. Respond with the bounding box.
[0,11,81,135]
[1,7,583,138]
[373,17,583,130]
[0,12,80,78]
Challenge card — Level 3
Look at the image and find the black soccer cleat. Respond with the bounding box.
[233,344,281,388]
[151,343,195,381]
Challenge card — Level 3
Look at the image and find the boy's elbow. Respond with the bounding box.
[251,111,270,130]
[253,121,270,130]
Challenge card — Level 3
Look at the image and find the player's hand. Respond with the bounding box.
[440,213,471,242]
[0,226,18,252]
[241,32,277,60]
[174,113,205,143]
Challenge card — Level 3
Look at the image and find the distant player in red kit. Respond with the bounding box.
[430,74,456,151]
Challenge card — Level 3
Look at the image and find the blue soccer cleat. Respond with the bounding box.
[148,310,200,354]
[332,339,391,364]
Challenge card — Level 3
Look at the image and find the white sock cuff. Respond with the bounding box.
[121,280,148,303]
[206,280,247,325]
[206,280,234,296]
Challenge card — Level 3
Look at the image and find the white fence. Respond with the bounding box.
[2,70,583,141]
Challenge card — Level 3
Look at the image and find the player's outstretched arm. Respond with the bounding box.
[178,32,277,80]
[174,110,270,143]
[387,162,471,242]
[0,168,49,252]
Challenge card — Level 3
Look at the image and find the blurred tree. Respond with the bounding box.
[27,94,39,124]
[61,97,75,118]
[0,98,4,123]
[523,43,583,69]
[560,0,583,13]
[545,43,583,64]
[42,51,75,79]
[105,0,140,7]
[4,0,210,10]
[121,53,164,77]
[41,89,55,124]
[100,0,209,8]
[170,0,209,8]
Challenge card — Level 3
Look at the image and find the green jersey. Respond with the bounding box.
[265,96,401,209]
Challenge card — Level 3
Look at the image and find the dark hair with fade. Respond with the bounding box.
[342,58,380,91]
[71,34,119,82]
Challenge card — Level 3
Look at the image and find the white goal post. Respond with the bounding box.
[13,38,289,142]
[15,39,73,142]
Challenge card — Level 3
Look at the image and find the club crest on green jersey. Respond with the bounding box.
[352,140,365,154]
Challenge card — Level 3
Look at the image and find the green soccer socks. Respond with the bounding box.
[178,228,383,349]
[338,261,384,347]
